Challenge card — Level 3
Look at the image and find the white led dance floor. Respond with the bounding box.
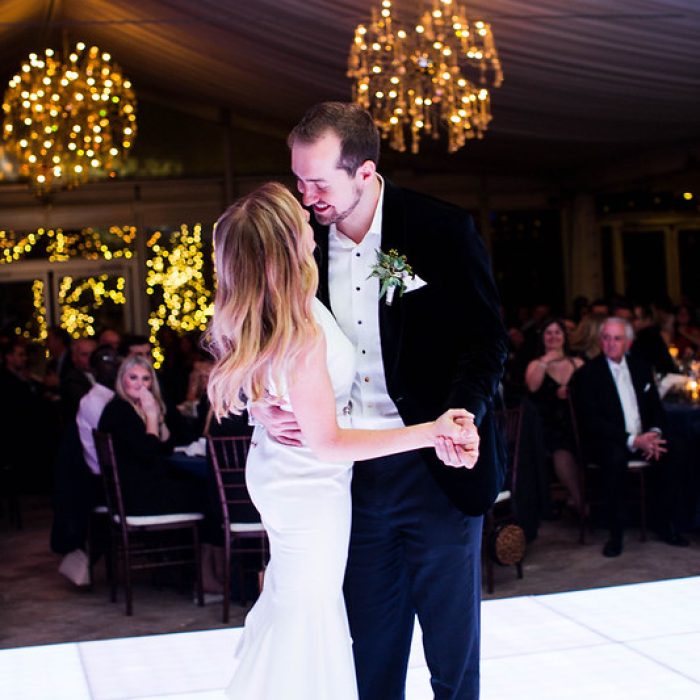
[3,576,700,700]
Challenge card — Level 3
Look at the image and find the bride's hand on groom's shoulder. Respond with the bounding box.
[433,409,479,469]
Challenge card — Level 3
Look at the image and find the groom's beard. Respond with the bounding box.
[312,185,362,227]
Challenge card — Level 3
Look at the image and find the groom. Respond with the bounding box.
[258,102,507,699]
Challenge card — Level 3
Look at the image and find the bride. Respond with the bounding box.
[207,182,476,700]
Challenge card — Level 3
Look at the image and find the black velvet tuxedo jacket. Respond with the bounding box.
[313,178,508,515]
[571,353,666,462]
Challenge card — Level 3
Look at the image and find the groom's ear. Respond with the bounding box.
[357,160,376,182]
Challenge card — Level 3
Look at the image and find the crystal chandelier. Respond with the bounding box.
[348,0,503,153]
[2,42,137,195]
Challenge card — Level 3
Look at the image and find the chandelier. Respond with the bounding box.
[348,0,502,153]
[2,42,137,195]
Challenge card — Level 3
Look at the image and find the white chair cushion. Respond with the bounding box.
[115,512,204,526]
[589,460,650,471]
[231,521,265,534]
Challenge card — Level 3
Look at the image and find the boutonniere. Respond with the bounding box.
[368,248,426,305]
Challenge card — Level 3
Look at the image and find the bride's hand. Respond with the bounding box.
[433,410,480,469]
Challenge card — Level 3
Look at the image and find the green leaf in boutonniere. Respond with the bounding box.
[368,248,414,305]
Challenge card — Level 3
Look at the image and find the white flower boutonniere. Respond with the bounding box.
[368,248,425,305]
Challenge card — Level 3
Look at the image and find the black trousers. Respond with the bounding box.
[345,450,482,700]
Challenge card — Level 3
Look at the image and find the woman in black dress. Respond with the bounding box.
[99,354,223,595]
[525,318,585,515]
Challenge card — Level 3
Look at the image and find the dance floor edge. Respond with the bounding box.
[3,577,700,700]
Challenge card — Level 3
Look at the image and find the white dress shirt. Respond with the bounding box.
[606,356,642,451]
[76,383,115,474]
[327,175,404,430]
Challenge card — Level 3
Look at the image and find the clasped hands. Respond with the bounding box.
[632,431,667,461]
[433,409,479,469]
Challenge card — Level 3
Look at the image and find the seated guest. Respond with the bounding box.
[76,346,121,476]
[590,299,609,316]
[1,337,39,391]
[123,331,193,440]
[572,317,688,557]
[54,345,122,586]
[609,300,634,321]
[525,319,585,515]
[60,337,97,418]
[630,305,678,376]
[98,355,223,595]
[97,328,121,353]
[569,313,605,362]
[119,334,152,360]
[183,344,214,410]
[44,326,72,383]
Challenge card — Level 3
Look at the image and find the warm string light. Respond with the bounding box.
[58,273,127,338]
[0,225,135,263]
[145,223,213,368]
[17,279,49,342]
[687,379,699,402]
[2,42,136,194]
[5,223,212,360]
[348,0,502,153]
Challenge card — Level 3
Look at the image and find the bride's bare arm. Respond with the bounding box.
[287,334,475,463]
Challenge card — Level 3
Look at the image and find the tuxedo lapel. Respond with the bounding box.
[597,356,628,429]
[626,355,646,405]
[378,181,408,385]
[313,221,331,309]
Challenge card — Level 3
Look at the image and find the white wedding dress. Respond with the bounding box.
[225,298,358,700]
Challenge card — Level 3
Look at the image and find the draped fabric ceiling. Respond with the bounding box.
[1,0,699,177]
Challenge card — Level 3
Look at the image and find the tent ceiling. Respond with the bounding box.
[1,0,699,177]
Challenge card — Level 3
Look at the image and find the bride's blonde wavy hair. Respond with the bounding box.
[206,182,319,419]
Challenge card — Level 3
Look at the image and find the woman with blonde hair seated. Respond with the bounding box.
[98,354,223,595]
[206,182,474,700]
[99,355,174,512]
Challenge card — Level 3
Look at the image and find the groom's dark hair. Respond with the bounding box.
[287,102,380,176]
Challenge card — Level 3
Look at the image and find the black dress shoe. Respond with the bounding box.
[602,539,623,557]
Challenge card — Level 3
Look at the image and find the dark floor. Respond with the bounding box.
[1,495,699,650]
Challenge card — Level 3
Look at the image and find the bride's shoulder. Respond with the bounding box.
[311,297,331,320]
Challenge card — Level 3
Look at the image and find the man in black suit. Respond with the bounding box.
[256,103,507,700]
[572,317,688,557]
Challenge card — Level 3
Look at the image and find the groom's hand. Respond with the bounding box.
[250,401,303,447]
[435,415,479,469]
